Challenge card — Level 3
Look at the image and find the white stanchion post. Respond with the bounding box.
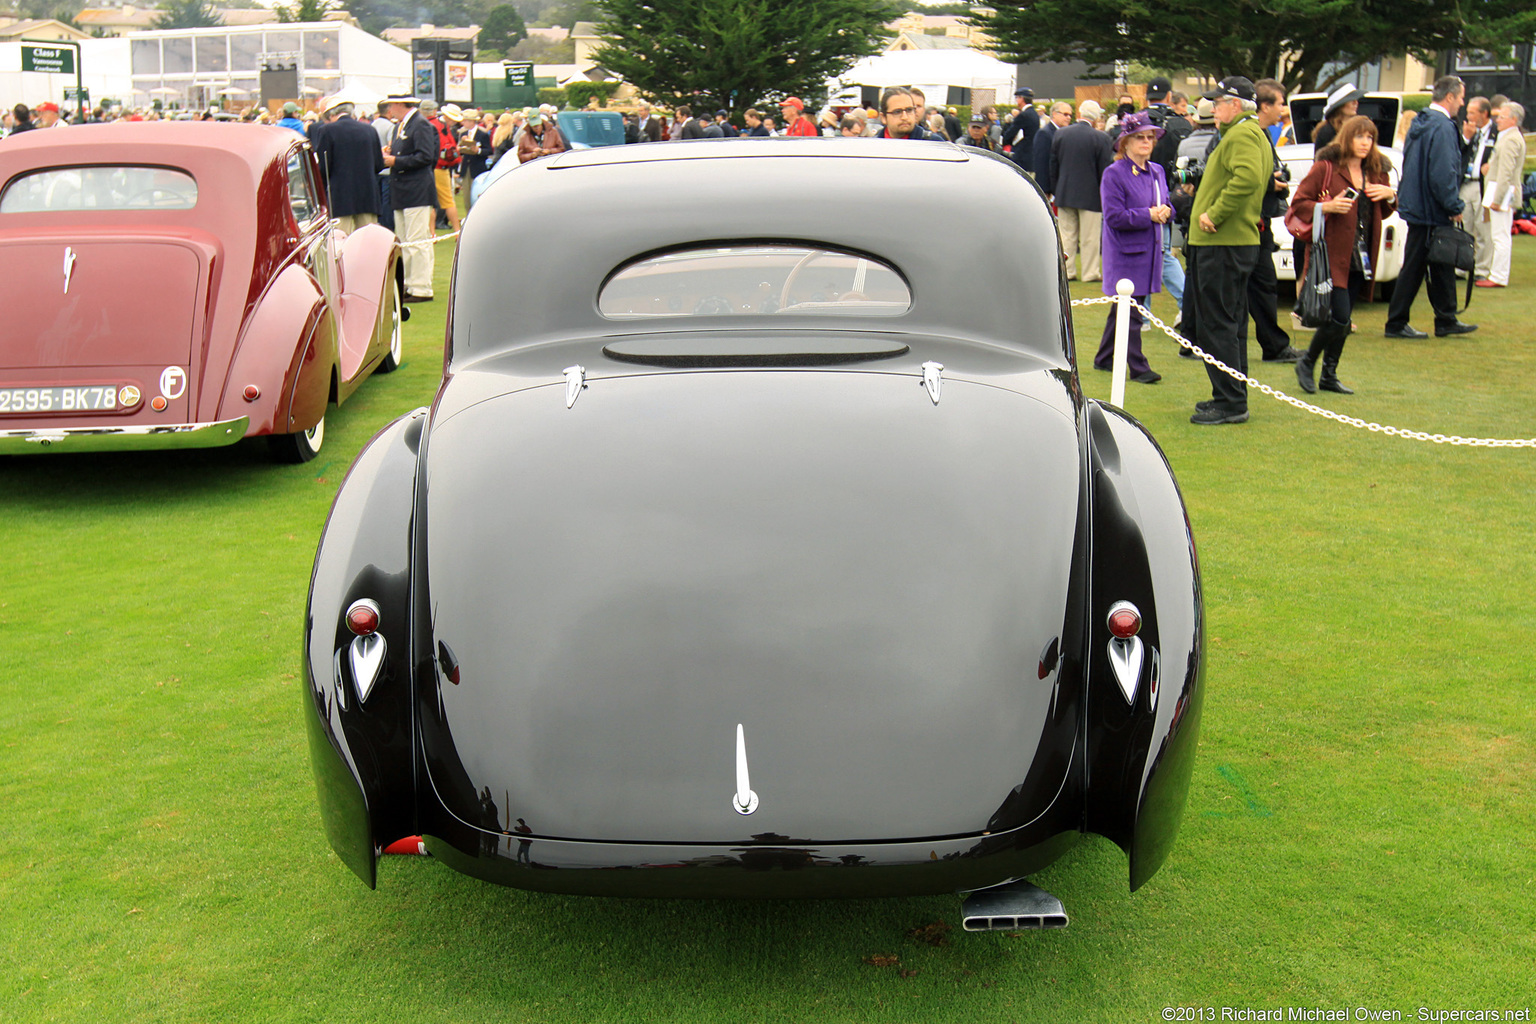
[1109,278,1134,408]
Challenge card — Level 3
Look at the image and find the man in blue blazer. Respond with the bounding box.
[314,96,385,234]
[1050,100,1113,281]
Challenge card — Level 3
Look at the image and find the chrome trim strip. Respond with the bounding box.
[0,416,250,454]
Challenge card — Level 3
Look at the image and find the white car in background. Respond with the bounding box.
[1271,143,1407,301]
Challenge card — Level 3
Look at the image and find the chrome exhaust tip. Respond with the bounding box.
[960,880,1068,931]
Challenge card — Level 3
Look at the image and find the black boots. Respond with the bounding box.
[1296,320,1353,395]
[1319,322,1353,393]
[1295,332,1326,394]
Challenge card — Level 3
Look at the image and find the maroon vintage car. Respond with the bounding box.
[0,122,403,461]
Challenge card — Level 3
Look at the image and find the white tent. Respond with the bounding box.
[830,49,1016,106]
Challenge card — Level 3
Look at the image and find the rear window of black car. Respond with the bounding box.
[0,166,198,213]
[599,245,910,319]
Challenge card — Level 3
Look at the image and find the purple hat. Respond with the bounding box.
[1114,110,1166,148]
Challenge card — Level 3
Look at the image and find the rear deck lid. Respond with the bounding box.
[0,239,201,370]
[421,366,1083,845]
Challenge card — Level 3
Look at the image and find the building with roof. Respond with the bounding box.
[886,32,970,53]
[121,21,408,110]
[885,11,994,52]
[2,20,408,112]
[73,5,283,37]
[381,23,480,49]
[0,18,89,42]
[571,21,602,65]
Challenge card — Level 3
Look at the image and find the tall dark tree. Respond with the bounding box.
[592,0,898,116]
[976,0,1536,94]
[479,4,528,55]
[153,0,223,29]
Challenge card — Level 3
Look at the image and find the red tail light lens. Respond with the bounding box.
[346,599,380,636]
[1107,601,1141,639]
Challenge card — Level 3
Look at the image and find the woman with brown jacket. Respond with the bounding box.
[1288,115,1397,394]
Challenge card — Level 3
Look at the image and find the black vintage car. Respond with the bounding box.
[303,139,1204,930]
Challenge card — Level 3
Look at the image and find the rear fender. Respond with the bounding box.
[334,225,401,391]
[1082,401,1204,890]
[219,264,327,434]
[303,408,427,886]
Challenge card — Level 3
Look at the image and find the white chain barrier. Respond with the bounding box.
[399,236,1529,446]
[396,229,460,252]
[1070,294,1536,447]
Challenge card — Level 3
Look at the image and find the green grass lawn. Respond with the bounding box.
[2,230,1533,1022]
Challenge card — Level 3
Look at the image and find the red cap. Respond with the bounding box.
[779,96,804,112]
[36,102,60,113]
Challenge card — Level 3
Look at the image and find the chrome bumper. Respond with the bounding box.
[0,416,249,454]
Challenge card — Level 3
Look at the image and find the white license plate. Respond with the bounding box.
[0,385,123,414]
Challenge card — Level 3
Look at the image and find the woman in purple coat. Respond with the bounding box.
[1092,110,1173,384]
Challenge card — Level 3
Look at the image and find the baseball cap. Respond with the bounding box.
[779,96,804,112]
[36,101,60,113]
[1146,77,1171,102]
[1202,77,1256,102]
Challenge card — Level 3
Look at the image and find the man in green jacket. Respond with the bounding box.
[1185,76,1270,425]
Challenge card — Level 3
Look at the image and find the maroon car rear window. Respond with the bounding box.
[0,166,198,213]
[599,245,910,318]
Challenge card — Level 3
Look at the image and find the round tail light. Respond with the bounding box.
[243,384,261,402]
[1107,601,1141,639]
[346,599,380,636]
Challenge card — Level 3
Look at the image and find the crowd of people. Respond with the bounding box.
[1017,74,1525,425]
[6,72,1526,425]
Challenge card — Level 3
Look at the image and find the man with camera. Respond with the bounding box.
[1144,78,1194,308]
[1247,78,1303,363]
[1184,77,1272,425]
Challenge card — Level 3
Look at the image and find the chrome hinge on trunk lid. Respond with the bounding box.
[921,361,943,405]
[563,365,586,408]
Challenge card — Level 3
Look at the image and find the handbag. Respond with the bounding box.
[1283,204,1312,243]
[1285,160,1333,243]
[1297,205,1332,330]
[1428,223,1476,311]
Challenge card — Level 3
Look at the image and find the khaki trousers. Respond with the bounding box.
[1058,207,1102,281]
[395,206,435,298]
[336,213,378,236]
[1460,180,1494,278]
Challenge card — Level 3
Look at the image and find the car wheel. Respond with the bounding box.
[378,279,403,373]
[269,414,325,463]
